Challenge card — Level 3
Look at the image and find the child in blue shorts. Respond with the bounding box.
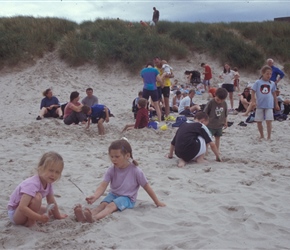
[74,139,166,222]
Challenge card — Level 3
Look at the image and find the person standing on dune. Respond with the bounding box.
[152,7,159,25]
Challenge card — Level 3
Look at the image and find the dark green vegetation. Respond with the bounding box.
[1,17,289,73]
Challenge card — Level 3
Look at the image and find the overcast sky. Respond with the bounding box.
[1,0,289,24]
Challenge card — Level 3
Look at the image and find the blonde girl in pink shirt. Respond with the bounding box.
[7,152,67,227]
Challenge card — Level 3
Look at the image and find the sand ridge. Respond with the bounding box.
[0,52,290,249]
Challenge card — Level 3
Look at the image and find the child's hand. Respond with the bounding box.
[86,195,97,204]
[156,201,166,207]
[105,117,109,123]
[39,214,49,223]
[275,105,280,111]
[165,153,173,159]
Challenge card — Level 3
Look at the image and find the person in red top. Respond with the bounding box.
[201,63,212,91]
[122,98,149,132]
[208,87,217,99]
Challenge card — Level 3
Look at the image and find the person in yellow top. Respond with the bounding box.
[153,57,174,120]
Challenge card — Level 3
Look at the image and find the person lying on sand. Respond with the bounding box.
[74,139,165,223]
[167,112,221,168]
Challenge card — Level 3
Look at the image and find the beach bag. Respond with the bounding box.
[172,116,187,127]
[274,113,287,121]
[284,104,290,115]
[148,121,158,129]
[245,112,255,123]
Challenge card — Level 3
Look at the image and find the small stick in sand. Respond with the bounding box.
[68,178,86,197]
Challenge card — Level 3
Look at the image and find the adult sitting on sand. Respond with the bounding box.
[236,87,252,112]
[167,112,221,167]
[170,90,182,112]
[178,89,200,116]
[36,89,63,120]
[81,88,98,107]
[63,91,87,125]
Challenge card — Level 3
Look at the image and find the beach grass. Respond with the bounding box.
[1,17,289,72]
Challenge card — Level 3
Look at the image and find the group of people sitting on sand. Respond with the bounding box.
[36,88,112,135]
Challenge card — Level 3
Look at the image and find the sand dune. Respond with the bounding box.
[0,52,289,249]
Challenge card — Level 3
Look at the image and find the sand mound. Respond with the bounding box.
[0,52,289,249]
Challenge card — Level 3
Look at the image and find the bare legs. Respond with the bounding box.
[97,119,105,135]
[74,202,118,223]
[152,101,162,122]
[242,102,256,116]
[163,97,170,117]
[13,193,44,227]
[229,92,234,109]
[214,136,220,154]
[257,121,272,140]
[121,124,134,133]
[38,107,63,119]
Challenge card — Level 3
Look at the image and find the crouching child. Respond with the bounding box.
[82,104,112,135]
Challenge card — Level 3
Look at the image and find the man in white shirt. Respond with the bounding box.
[178,89,200,116]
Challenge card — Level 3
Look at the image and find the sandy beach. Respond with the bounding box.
[0,52,290,249]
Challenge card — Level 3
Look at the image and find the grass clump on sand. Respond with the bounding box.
[0,16,77,68]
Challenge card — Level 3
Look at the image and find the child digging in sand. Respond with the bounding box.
[251,65,279,140]
[74,139,166,223]
[167,111,221,167]
[7,152,67,227]
[82,104,111,135]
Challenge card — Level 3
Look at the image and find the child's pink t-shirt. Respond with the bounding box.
[7,175,53,210]
[64,102,81,119]
[103,163,148,202]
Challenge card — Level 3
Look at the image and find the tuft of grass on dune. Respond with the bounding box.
[1,17,290,73]
[0,16,77,68]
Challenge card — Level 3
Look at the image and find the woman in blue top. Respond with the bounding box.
[36,89,63,120]
[140,62,162,122]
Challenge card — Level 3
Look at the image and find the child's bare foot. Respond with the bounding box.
[83,208,94,223]
[177,158,186,168]
[196,158,208,164]
[74,204,86,223]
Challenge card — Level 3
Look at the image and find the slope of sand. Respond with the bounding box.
[0,52,290,249]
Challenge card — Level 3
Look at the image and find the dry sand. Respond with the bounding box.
[0,52,290,249]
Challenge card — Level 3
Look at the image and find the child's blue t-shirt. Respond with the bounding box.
[252,79,276,109]
[91,104,105,118]
[140,67,159,91]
